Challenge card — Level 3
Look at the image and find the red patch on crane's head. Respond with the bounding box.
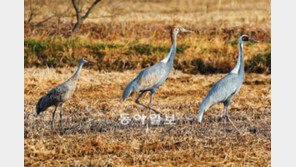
[83,57,88,61]
[242,35,249,41]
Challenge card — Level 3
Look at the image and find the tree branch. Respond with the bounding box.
[34,15,55,27]
[25,0,35,25]
[71,0,80,14]
[71,0,102,34]
[82,0,101,20]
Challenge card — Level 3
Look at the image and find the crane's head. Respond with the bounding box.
[80,57,94,64]
[239,35,258,43]
[170,25,193,43]
[171,25,193,34]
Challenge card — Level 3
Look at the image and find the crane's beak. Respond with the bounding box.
[88,60,95,65]
[249,38,259,43]
[180,27,194,33]
[183,29,194,33]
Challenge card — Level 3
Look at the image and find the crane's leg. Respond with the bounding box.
[223,107,227,133]
[51,106,57,130]
[146,91,155,132]
[135,91,145,104]
[59,103,63,130]
[223,106,240,134]
[148,91,155,113]
[135,91,161,115]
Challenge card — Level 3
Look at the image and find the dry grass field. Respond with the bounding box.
[24,0,271,166]
[24,68,270,166]
[24,0,271,74]
[24,0,270,28]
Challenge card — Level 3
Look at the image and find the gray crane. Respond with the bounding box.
[36,57,93,129]
[122,25,192,115]
[198,35,258,133]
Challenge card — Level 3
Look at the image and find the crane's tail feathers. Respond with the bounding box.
[36,95,52,115]
[198,112,204,123]
[198,101,207,123]
[122,80,136,102]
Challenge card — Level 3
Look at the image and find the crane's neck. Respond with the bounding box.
[230,41,244,76]
[160,31,178,65]
[69,61,84,81]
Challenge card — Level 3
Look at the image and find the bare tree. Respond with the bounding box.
[71,0,102,34]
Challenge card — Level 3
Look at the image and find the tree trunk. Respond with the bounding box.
[71,0,101,34]
[72,21,82,33]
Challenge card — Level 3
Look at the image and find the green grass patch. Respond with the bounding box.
[247,52,271,74]
[130,43,189,55]
[24,37,271,74]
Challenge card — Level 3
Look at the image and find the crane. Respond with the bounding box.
[122,25,192,115]
[36,57,93,130]
[198,35,258,134]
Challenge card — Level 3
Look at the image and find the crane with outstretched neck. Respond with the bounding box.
[122,25,192,115]
[36,57,93,130]
[198,35,258,134]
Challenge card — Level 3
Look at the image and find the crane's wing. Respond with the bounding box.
[36,84,66,113]
[46,83,69,103]
[135,63,167,91]
[205,74,241,104]
[198,73,243,123]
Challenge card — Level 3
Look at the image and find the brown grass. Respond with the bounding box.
[24,68,271,166]
[24,0,270,28]
[24,0,271,73]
